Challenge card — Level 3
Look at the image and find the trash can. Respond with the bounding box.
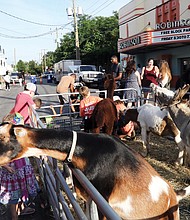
[47,74,52,83]
[31,75,37,84]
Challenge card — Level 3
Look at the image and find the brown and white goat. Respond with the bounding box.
[0,122,190,219]
[119,103,186,163]
[153,84,190,165]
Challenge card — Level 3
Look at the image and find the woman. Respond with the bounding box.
[141,58,159,103]
[123,60,141,107]
[158,60,172,89]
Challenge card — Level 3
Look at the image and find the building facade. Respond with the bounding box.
[118,0,190,87]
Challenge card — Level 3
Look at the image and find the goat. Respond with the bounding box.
[1,122,190,219]
[83,74,117,135]
[119,103,186,164]
[90,98,118,135]
[104,73,116,100]
[152,84,190,165]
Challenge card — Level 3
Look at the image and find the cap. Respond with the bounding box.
[26,83,37,93]
[113,96,121,101]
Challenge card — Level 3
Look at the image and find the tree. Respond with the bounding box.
[45,51,55,70]
[78,12,119,70]
[16,60,27,72]
[54,33,76,62]
[28,60,41,75]
[53,12,119,70]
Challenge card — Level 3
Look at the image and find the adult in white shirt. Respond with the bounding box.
[3,71,11,91]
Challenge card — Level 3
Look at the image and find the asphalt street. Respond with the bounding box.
[0,77,64,122]
[0,77,99,122]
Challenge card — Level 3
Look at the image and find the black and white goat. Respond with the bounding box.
[0,122,190,219]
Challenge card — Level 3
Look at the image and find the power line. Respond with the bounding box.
[90,0,116,16]
[0,9,64,27]
[0,22,73,39]
[83,0,102,12]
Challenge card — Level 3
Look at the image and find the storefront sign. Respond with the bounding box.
[156,18,190,30]
[119,36,141,49]
[152,27,190,43]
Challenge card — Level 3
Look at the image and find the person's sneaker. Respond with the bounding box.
[18,207,35,216]
[73,114,78,119]
[71,113,79,119]
[0,203,7,216]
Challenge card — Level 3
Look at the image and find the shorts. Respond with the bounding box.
[83,117,92,132]
[58,94,70,105]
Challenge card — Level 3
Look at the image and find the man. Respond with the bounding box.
[56,73,76,115]
[110,55,123,87]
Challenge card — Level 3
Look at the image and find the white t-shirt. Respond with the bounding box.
[4,75,11,83]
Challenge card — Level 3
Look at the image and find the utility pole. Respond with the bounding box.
[55,28,59,48]
[39,52,43,73]
[72,0,80,60]
[41,49,47,73]
[67,1,82,60]
[44,50,47,72]
[14,48,17,70]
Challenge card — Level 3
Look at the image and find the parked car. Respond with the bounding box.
[69,65,105,89]
[10,72,19,84]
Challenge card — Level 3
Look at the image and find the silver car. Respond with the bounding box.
[10,72,19,84]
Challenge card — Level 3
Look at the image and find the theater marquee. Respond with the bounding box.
[118,26,190,53]
[151,27,190,43]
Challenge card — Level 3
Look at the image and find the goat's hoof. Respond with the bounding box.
[174,161,183,167]
[140,150,148,157]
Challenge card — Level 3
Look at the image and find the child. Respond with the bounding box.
[33,98,42,109]
[70,86,82,113]
[79,86,102,132]
[114,99,135,140]
[1,113,39,220]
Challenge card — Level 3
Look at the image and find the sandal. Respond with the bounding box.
[18,207,35,216]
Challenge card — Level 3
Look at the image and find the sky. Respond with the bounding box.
[0,0,130,66]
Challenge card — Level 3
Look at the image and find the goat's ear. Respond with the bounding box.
[0,123,11,134]
[173,84,190,101]
[14,127,27,137]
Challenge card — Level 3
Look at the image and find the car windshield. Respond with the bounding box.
[11,73,18,76]
[80,66,96,71]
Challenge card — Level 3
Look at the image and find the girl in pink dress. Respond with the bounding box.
[1,83,39,220]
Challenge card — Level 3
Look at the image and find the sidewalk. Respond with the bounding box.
[0,194,54,220]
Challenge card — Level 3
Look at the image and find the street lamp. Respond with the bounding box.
[67,0,83,60]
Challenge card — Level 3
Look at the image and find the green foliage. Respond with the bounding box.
[16,12,119,73]
[45,51,55,69]
[16,60,26,72]
[16,60,42,75]
[53,12,119,70]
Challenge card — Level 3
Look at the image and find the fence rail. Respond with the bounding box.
[30,86,158,219]
[30,103,121,220]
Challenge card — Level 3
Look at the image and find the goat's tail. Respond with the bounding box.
[176,185,190,201]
